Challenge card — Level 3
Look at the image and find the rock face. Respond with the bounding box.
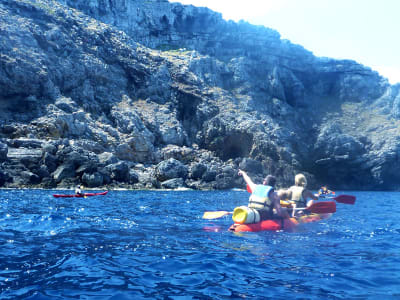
[0,0,400,190]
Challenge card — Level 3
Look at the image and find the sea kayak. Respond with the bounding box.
[228,213,332,232]
[53,191,108,198]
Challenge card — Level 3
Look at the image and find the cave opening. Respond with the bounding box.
[219,132,253,160]
[176,91,201,142]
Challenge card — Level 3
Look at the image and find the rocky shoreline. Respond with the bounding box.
[1,0,400,191]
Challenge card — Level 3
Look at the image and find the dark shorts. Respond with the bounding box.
[258,210,274,221]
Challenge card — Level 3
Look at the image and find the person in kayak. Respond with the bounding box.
[316,185,334,197]
[75,185,84,196]
[282,173,318,216]
[238,169,288,220]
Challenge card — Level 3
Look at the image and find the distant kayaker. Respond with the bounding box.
[75,185,84,196]
[281,173,318,216]
[317,186,334,197]
[238,169,289,220]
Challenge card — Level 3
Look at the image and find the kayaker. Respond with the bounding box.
[281,173,318,216]
[238,169,288,220]
[317,186,333,197]
[75,185,84,196]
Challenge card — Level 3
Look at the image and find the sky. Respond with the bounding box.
[170,0,400,84]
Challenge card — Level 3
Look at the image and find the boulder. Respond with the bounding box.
[42,152,58,173]
[52,164,76,183]
[21,171,41,184]
[98,152,118,165]
[214,166,236,189]
[161,178,186,189]
[189,163,207,179]
[82,172,104,187]
[55,96,78,113]
[106,161,130,182]
[76,162,97,175]
[238,158,263,173]
[161,145,195,162]
[129,170,139,184]
[155,158,188,181]
[202,168,217,182]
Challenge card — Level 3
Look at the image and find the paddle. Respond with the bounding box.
[293,201,336,214]
[325,194,356,205]
[203,201,336,220]
[203,184,253,220]
[202,211,232,219]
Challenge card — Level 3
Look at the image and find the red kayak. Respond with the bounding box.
[227,201,336,232]
[53,191,108,198]
[228,213,332,232]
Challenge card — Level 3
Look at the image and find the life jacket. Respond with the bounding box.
[289,186,306,207]
[319,187,328,195]
[248,185,274,219]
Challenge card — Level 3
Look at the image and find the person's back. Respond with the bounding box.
[75,185,83,195]
[289,185,307,207]
[248,183,275,220]
[238,171,287,221]
[282,173,318,216]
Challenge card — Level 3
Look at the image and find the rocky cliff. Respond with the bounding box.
[1,0,400,190]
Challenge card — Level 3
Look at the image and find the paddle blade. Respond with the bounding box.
[202,211,232,219]
[333,194,356,205]
[307,201,336,214]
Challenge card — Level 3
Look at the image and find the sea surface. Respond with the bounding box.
[0,189,399,299]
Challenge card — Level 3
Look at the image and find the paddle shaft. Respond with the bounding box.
[293,201,336,214]
[203,200,336,220]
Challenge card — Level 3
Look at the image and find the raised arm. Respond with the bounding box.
[238,169,257,193]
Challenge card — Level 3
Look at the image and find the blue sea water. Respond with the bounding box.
[0,189,399,299]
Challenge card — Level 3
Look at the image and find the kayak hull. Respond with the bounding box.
[229,213,332,232]
[53,191,108,198]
